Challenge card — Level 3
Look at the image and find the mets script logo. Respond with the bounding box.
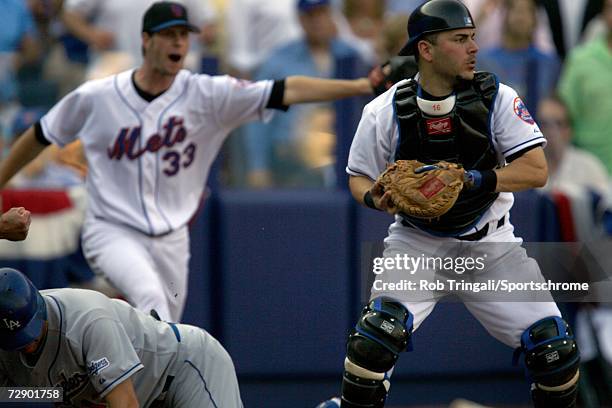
[87,357,110,376]
[513,97,535,125]
[425,117,452,135]
[107,116,196,177]
[1,318,21,331]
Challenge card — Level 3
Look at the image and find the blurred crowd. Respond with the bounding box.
[0,0,611,405]
[0,0,611,192]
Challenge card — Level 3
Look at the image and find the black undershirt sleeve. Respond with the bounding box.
[34,122,51,146]
[506,143,543,163]
[265,79,289,111]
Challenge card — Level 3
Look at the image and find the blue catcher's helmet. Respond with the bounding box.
[399,0,476,56]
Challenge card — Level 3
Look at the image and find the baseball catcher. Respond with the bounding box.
[319,1,580,407]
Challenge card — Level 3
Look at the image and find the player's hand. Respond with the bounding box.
[0,207,31,241]
[368,63,392,95]
[370,181,398,215]
[368,57,418,96]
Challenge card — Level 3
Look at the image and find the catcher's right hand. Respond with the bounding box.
[368,180,398,215]
[375,160,465,220]
[368,56,418,96]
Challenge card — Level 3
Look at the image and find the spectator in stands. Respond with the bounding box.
[539,95,609,196]
[61,0,217,79]
[558,0,612,175]
[385,0,425,14]
[477,0,560,116]
[242,0,365,188]
[335,0,384,63]
[462,0,557,54]
[374,14,409,61]
[536,94,611,408]
[343,0,384,40]
[582,3,610,45]
[225,0,303,78]
[537,0,605,60]
[26,0,88,99]
[0,0,37,242]
[0,0,40,139]
[27,0,62,50]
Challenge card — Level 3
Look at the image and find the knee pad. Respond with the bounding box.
[341,299,413,408]
[514,316,580,408]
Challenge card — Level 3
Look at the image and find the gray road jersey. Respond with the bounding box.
[0,288,183,407]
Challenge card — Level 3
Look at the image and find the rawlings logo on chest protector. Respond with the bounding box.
[425,117,453,135]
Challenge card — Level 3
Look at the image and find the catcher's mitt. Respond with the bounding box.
[377,160,464,219]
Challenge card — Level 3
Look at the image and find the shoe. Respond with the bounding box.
[315,397,341,408]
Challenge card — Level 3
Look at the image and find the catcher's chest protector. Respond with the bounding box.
[393,72,500,233]
[394,71,498,168]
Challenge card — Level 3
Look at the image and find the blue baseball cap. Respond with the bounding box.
[142,1,200,34]
[297,0,331,12]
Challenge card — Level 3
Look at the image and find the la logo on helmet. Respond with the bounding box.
[1,318,22,331]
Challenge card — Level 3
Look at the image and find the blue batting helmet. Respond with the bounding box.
[0,268,47,351]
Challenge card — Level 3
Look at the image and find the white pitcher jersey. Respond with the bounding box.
[347,77,546,235]
[41,69,274,235]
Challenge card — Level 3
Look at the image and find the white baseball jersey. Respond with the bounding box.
[347,75,562,349]
[347,76,546,238]
[41,69,274,236]
[0,288,242,407]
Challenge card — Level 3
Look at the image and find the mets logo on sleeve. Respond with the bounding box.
[513,97,535,124]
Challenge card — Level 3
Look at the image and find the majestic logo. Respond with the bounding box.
[1,318,21,331]
[426,117,452,135]
[87,357,110,376]
[513,97,535,125]
[107,116,187,161]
